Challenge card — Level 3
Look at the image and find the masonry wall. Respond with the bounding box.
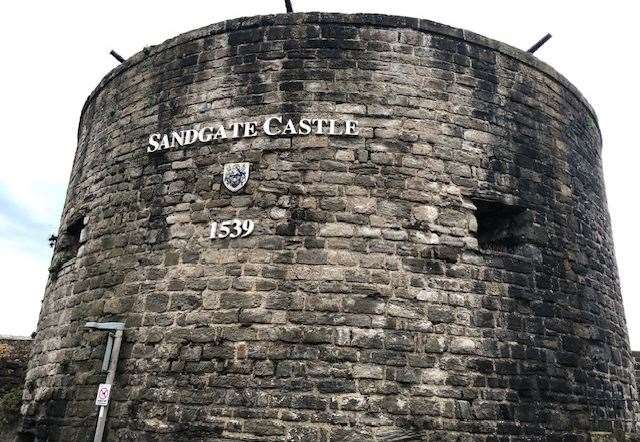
[1,337,32,399]
[1,337,32,438]
[634,352,640,393]
[21,13,639,441]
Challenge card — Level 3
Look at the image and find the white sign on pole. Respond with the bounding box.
[95,383,111,406]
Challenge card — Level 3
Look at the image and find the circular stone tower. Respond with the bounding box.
[21,13,639,441]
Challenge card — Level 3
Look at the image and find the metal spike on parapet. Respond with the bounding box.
[527,33,552,54]
[109,50,126,63]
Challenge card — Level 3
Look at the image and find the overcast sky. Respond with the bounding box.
[0,1,638,347]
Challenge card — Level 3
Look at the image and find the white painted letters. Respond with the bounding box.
[147,116,360,153]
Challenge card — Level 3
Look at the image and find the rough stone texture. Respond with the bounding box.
[634,352,640,393]
[0,337,32,398]
[20,12,639,441]
[1,336,32,439]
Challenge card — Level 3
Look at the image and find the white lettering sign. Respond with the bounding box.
[148,116,359,153]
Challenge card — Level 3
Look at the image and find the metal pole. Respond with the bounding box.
[101,333,113,372]
[527,33,552,54]
[93,329,123,442]
[109,50,126,63]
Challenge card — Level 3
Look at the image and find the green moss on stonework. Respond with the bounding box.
[0,387,22,430]
[48,251,75,277]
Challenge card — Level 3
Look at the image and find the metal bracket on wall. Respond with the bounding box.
[85,321,126,442]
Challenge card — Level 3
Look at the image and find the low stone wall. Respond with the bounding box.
[0,336,32,437]
[0,336,32,396]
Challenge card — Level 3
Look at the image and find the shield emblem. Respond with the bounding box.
[222,162,250,192]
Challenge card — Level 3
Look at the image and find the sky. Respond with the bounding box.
[0,1,638,346]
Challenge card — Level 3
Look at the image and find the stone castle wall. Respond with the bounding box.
[634,352,640,393]
[21,12,639,440]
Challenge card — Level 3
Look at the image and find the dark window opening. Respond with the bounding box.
[64,217,84,257]
[473,199,529,254]
[49,216,85,276]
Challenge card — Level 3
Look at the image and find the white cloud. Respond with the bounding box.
[0,238,48,337]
